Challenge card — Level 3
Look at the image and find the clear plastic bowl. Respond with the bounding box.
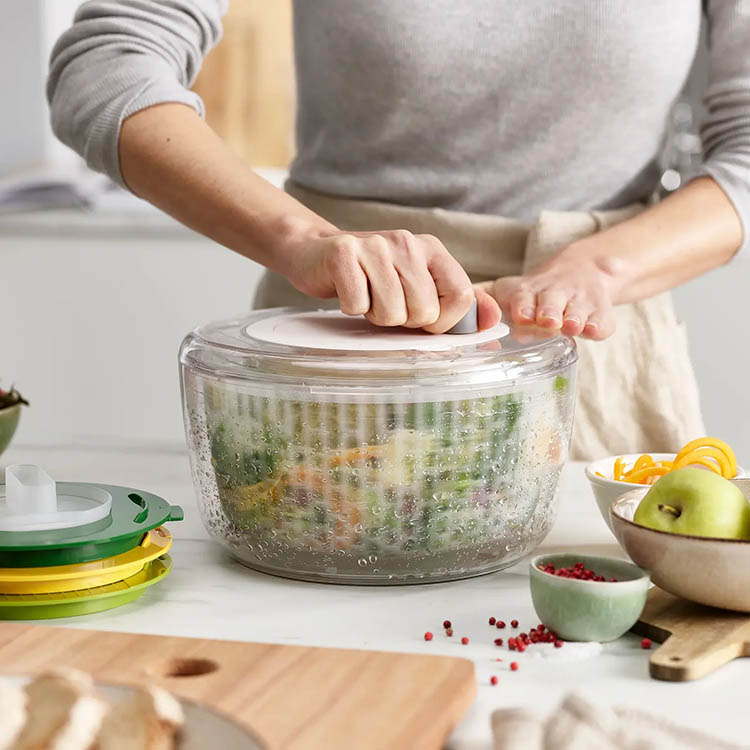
[179,309,577,584]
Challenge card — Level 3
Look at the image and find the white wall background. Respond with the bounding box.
[0,0,81,173]
[1,213,265,450]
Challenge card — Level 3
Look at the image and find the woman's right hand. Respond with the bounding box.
[281,223,501,334]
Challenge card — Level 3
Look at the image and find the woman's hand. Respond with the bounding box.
[282,223,501,333]
[481,250,620,340]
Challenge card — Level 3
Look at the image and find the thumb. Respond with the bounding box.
[474,285,502,330]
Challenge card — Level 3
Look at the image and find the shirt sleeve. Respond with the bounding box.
[47,0,228,187]
[697,1,750,257]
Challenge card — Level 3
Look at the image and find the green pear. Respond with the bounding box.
[633,467,750,539]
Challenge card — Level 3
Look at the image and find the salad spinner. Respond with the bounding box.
[0,464,181,617]
[180,308,577,584]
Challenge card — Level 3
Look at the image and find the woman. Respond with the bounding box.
[48,1,748,459]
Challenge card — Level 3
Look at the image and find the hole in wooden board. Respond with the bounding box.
[670,656,682,662]
[157,658,219,678]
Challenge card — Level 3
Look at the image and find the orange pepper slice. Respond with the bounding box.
[654,460,674,470]
[674,437,737,478]
[614,457,625,481]
[627,455,654,475]
[608,438,738,486]
[623,465,670,484]
[673,446,731,477]
[675,454,723,475]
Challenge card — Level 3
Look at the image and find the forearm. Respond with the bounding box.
[119,103,337,273]
[562,177,743,305]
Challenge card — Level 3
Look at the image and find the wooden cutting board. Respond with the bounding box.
[632,587,750,682]
[0,623,476,749]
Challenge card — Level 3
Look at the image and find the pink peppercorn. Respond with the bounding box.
[511,620,519,628]
[538,562,617,582]
[489,617,496,625]
[496,621,506,629]
[641,638,652,650]
[461,636,469,645]
[554,640,563,648]
[443,620,452,629]
[490,675,499,685]
[510,662,519,671]
[424,632,433,641]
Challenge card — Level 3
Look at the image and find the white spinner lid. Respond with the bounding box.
[244,310,510,352]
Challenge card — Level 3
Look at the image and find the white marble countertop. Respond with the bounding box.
[2,445,745,748]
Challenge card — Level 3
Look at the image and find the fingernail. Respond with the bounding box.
[520,308,535,320]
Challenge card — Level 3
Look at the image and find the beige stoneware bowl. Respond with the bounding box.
[610,479,750,612]
[587,453,745,533]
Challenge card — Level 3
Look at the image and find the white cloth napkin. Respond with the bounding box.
[491,693,746,750]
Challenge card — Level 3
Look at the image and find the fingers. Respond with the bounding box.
[561,299,594,337]
[488,275,616,341]
[510,288,537,326]
[325,235,370,315]
[357,235,408,326]
[324,230,469,331]
[321,229,615,340]
[535,288,567,329]
[388,232,440,328]
[489,278,535,327]
[583,308,616,340]
[420,236,475,333]
[475,286,502,330]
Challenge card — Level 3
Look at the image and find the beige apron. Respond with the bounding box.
[253,181,705,460]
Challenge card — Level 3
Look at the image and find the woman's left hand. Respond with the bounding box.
[479,249,620,340]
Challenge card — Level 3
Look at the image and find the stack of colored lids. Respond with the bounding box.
[0,464,183,619]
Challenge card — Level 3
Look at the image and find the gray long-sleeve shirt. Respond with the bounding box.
[48,1,750,253]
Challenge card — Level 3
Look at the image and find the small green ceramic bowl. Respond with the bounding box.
[0,405,21,458]
[529,553,650,642]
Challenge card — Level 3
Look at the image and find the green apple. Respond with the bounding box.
[633,467,750,539]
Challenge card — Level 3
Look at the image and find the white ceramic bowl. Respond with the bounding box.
[586,453,745,533]
[610,480,750,612]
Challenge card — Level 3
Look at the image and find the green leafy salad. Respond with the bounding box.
[201,377,572,558]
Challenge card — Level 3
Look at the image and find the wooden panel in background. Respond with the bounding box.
[192,0,295,167]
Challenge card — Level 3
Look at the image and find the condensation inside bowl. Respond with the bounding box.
[182,370,575,584]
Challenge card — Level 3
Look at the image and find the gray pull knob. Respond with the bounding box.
[446,299,478,334]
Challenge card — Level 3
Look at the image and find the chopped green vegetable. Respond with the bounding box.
[200,378,569,561]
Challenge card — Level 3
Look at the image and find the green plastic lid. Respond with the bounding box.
[0,470,183,567]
